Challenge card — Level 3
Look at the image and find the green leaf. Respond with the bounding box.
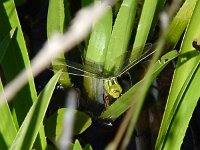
[156,0,200,149]
[0,28,16,63]
[130,0,158,61]
[83,144,93,150]
[100,50,179,120]
[1,0,37,127]
[47,0,72,87]
[9,71,62,150]
[165,62,200,148]
[73,140,82,150]
[104,0,138,73]
[1,1,47,149]
[45,108,92,142]
[164,0,197,51]
[149,0,165,37]
[83,4,112,102]
[47,0,65,37]
[0,79,17,149]
[156,54,200,150]
[85,6,112,65]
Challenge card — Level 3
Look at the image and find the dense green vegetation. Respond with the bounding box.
[0,0,200,149]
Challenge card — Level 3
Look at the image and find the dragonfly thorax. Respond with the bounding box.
[104,78,122,98]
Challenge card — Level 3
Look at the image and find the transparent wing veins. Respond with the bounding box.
[52,59,105,79]
[52,43,155,79]
[115,43,156,77]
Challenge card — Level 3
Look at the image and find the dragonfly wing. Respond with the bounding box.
[115,43,156,77]
[52,59,105,79]
[51,65,97,78]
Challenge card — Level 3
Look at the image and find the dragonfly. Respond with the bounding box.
[52,43,156,99]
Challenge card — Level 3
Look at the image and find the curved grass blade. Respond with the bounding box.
[155,53,200,150]
[156,1,200,148]
[9,71,62,150]
[0,79,17,149]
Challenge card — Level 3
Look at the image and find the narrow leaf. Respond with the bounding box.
[47,0,71,87]
[9,71,62,150]
[104,0,138,73]
[156,1,200,149]
[0,79,17,149]
[131,0,158,61]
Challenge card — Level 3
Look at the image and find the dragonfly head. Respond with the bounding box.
[104,78,122,98]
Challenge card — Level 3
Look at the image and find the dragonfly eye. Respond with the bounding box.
[110,89,121,98]
[104,79,122,98]
[111,89,120,94]
[109,83,122,98]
